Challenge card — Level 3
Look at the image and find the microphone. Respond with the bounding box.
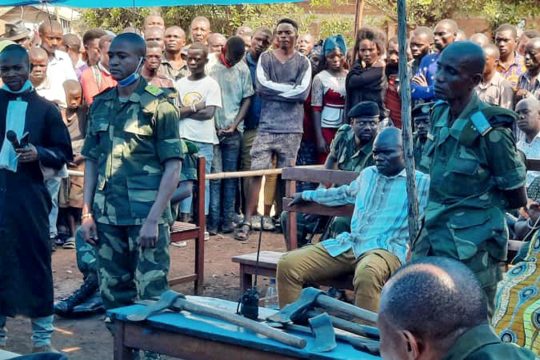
[6,130,21,149]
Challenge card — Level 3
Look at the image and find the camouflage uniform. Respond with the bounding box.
[443,324,536,360]
[413,94,526,313]
[281,124,375,245]
[413,134,427,168]
[81,80,183,309]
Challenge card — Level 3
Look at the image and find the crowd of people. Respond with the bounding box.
[0,11,539,359]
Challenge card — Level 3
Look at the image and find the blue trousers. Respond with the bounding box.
[208,132,241,230]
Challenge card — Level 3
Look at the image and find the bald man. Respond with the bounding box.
[144,26,165,50]
[207,32,226,54]
[190,16,211,44]
[476,44,514,110]
[160,26,189,82]
[470,32,491,47]
[278,128,430,312]
[80,33,182,314]
[517,37,540,101]
[378,257,536,360]
[0,44,72,353]
[296,33,314,56]
[411,19,458,101]
[144,14,165,30]
[29,47,68,108]
[516,98,540,187]
[414,41,527,315]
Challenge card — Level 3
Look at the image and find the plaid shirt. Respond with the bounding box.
[302,166,430,264]
[517,71,540,100]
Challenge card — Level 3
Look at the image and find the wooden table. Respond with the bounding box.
[108,296,381,360]
[232,251,284,292]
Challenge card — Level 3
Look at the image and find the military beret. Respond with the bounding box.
[412,102,434,120]
[348,101,379,118]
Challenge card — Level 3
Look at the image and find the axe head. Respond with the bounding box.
[308,313,337,352]
[266,287,325,324]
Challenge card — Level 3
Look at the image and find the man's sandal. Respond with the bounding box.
[234,222,251,241]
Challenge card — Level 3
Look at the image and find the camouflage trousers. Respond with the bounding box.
[75,227,97,279]
[95,222,170,310]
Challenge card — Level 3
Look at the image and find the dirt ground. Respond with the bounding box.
[4,230,286,359]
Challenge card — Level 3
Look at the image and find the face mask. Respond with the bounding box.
[118,57,144,87]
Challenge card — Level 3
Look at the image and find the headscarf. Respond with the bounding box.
[323,35,347,57]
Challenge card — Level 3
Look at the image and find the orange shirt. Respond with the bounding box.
[80,65,116,105]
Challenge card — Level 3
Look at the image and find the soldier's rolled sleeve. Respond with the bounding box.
[155,101,184,163]
[486,127,527,190]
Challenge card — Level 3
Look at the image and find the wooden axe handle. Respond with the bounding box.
[173,299,307,349]
[317,295,378,323]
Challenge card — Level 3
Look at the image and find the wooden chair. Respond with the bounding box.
[169,156,206,294]
[282,167,357,251]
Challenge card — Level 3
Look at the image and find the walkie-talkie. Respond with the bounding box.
[238,217,264,320]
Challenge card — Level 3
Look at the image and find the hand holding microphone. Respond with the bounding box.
[8,131,37,163]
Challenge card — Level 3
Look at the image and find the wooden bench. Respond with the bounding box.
[169,156,206,294]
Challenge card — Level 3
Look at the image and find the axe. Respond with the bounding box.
[127,290,307,349]
[269,313,380,355]
[267,287,378,325]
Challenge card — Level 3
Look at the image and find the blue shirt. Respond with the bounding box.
[302,166,430,264]
[244,52,262,130]
[411,52,439,102]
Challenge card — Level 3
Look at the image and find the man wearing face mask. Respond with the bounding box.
[277,128,430,312]
[0,44,72,353]
[80,33,183,316]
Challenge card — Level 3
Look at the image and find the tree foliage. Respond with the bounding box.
[79,0,538,40]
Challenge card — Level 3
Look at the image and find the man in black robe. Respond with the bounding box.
[0,44,72,353]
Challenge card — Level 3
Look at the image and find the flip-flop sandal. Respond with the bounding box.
[234,222,251,241]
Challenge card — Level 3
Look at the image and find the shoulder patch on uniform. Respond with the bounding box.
[337,124,352,132]
[145,84,163,97]
[470,111,493,136]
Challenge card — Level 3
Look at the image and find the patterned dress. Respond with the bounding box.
[493,233,540,353]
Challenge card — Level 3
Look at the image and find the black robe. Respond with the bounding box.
[0,89,72,318]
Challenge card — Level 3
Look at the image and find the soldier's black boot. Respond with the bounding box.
[54,274,99,315]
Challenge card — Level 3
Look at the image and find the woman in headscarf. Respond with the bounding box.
[345,27,387,120]
[311,35,348,163]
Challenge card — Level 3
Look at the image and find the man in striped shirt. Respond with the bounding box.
[277,127,430,312]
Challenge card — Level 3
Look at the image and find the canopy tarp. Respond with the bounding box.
[0,0,302,7]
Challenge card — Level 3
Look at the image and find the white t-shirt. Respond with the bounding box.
[517,132,540,187]
[175,76,222,144]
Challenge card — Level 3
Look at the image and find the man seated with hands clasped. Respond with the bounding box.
[277,127,430,313]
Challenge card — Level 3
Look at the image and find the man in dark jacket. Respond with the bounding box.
[0,44,72,353]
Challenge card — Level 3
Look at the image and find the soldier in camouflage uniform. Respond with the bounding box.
[80,33,183,313]
[56,139,196,315]
[281,101,379,246]
[413,42,527,314]
[412,102,432,168]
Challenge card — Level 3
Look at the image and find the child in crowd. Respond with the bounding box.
[58,80,87,249]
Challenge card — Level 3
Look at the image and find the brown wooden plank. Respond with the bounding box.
[282,167,357,185]
[169,274,198,286]
[283,198,355,217]
[232,251,284,267]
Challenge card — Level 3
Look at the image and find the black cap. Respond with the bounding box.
[348,101,379,118]
[412,102,434,120]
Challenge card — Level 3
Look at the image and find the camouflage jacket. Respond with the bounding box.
[81,79,183,225]
[329,124,375,172]
[415,94,526,262]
